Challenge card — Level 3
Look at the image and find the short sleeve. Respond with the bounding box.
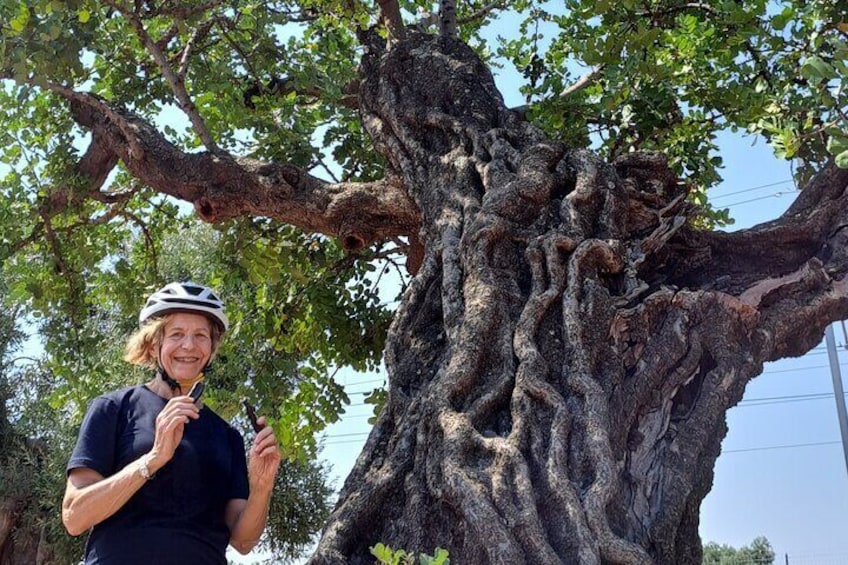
[228,427,249,500]
[67,396,121,477]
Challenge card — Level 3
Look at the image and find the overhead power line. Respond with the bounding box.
[723,191,793,208]
[738,391,847,407]
[711,179,794,201]
[723,440,841,454]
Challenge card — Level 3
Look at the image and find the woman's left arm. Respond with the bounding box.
[226,418,282,555]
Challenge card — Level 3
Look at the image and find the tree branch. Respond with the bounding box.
[635,2,718,18]
[64,91,419,251]
[640,164,848,365]
[511,66,604,116]
[105,0,219,152]
[560,66,603,98]
[458,1,506,25]
[440,0,458,37]
[177,20,216,80]
[145,0,226,19]
[76,129,120,196]
[377,0,405,45]
[243,76,360,111]
[665,164,848,290]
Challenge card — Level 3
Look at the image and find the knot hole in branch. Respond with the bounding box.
[195,197,217,221]
[343,233,366,251]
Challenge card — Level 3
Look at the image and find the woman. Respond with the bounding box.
[62,282,281,564]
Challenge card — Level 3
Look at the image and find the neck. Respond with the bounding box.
[147,378,183,399]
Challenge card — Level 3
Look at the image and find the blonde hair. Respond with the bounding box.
[124,314,223,368]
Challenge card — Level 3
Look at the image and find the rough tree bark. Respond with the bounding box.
[25,29,848,565]
[306,34,848,564]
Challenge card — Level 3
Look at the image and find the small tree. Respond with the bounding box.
[703,536,775,565]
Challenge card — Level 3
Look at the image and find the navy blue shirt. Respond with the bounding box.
[67,385,249,564]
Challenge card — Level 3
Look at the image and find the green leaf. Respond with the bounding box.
[771,8,793,31]
[419,548,450,565]
[826,133,848,156]
[801,55,837,84]
[78,9,91,23]
[836,150,848,169]
[10,17,27,33]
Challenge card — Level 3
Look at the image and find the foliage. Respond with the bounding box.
[0,281,86,562]
[370,543,450,565]
[702,536,776,565]
[0,223,356,561]
[499,0,848,221]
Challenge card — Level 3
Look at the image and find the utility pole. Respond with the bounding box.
[825,324,848,477]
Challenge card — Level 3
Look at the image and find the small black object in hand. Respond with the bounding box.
[242,399,262,433]
[188,381,205,402]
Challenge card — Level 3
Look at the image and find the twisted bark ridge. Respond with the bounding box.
[309,34,848,564]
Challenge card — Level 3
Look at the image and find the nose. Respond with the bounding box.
[179,335,197,349]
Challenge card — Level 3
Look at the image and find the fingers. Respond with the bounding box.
[252,434,279,457]
[153,397,201,461]
[251,420,281,460]
[165,395,201,417]
[157,398,200,426]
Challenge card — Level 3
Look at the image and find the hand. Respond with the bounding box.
[149,395,200,471]
[247,417,281,493]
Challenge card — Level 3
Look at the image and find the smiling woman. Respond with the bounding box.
[61,282,283,565]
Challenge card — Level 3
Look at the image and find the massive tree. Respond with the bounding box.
[2,0,847,563]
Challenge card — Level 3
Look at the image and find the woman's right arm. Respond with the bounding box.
[62,396,199,536]
[63,458,158,536]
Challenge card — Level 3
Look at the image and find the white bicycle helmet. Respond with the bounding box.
[139,282,229,331]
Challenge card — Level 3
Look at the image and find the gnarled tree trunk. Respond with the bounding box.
[309,33,848,564]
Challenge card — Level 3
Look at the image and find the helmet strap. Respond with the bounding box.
[155,342,182,392]
[156,366,182,392]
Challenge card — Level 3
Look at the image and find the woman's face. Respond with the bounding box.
[157,312,213,384]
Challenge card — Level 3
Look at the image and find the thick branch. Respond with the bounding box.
[76,129,120,195]
[662,163,848,293]
[65,91,419,250]
[377,0,405,45]
[440,0,458,37]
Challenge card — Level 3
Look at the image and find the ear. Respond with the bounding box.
[146,341,159,365]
